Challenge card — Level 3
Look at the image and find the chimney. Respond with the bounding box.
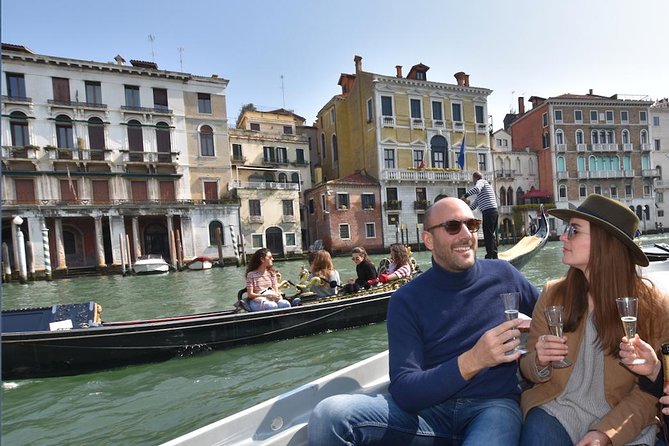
[588,89,593,95]
[114,54,125,65]
[396,65,403,78]
[518,96,525,115]
[354,55,362,73]
[464,74,470,87]
[454,71,467,86]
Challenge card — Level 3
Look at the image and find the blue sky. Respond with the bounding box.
[2,0,667,129]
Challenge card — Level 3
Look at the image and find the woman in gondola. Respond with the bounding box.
[245,248,291,311]
[378,243,412,283]
[342,246,378,293]
[308,250,341,298]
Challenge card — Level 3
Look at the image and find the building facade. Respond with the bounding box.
[650,99,669,230]
[509,92,655,233]
[312,55,494,248]
[1,44,239,277]
[228,108,311,257]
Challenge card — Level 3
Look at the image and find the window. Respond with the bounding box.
[542,113,548,127]
[605,110,614,123]
[87,117,105,153]
[124,85,140,108]
[610,185,618,198]
[52,77,70,102]
[277,147,288,163]
[320,133,326,160]
[282,200,294,216]
[85,81,102,105]
[153,88,168,111]
[590,110,598,123]
[496,138,508,148]
[410,99,422,119]
[576,129,584,145]
[625,184,632,197]
[332,135,338,162]
[9,111,29,147]
[208,221,224,246]
[156,122,171,161]
[574,110,583,123]
[198,93,212,113]
[579,184,587,198]
[321,194,327,211]
[386,187,398,203]
[594,185,602,195]
[432,101,443,121]
[622,130,630,144]
[232,143,243,160]
[367,98,373,122]
[14,178,35,204]
[639,111,647,123]
[291,172,299,183]
[283,125,293,135]
[330,108,336,124]
[554,110,563,123]
[6,72,26,98]
[478,153,487,171]
[621,110,629,123]
[285,233,296,246]
[263,146,276,162]
[381,96,393,116]
[555,130,564,145]
[655,139,662,151]
[653,116,660,126]
[56,115,74,148]
[339,224,351,240]
[365,223,376,238]
[361,193,375,209]
[204,181,218,201]
[200,125,214,156]
[252,234,263,248]
[413,150,424,168]
[127,119,144,159]
[383,149,395,168]
[559,185,567,199]
[296,148,305,164]
[337,193,350,209]
[309,198,315,214]
[475,105,485,124]
[278,173,287,183]
[249,199,261,216]
[452,103,462,122]
[250,122,260,131]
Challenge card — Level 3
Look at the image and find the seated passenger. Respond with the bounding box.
[378,243,412,283]
[244,248,291,311]
[342,246,378,293]
[308,250,341,298]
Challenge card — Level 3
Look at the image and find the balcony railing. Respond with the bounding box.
[121,150,179,163]
[476,123,488,133]
[230,155,247,164]
[382,168,471,183]
[452,121,464,132]
[281,215,296,223]
[642,169,659,178]
[413,200,430,210]
[576,143,587,152]
[432,120,445,128]
[1,145,39,160]
[655,180,669,189]
[641,143,651,151]
[411,118,424,129]
[384,200,402,211]
[121,105,172,114]
[48,99,108,109]
[248,215,264,224]
[229,180,299,191]
[382,116,395,127]
[555,144,566,152]
[2,95,32,103]
[557,171,570,180]
[622,143,633,151]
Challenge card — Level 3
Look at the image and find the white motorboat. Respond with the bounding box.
[132,255,170,275]
[161,259,669,446]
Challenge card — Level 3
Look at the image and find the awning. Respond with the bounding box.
[523,190,551,199]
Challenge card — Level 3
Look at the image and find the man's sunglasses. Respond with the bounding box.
[425,219,481,235]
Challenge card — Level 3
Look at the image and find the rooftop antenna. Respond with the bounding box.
[148,34,155,62]
[280,75,285,109]
[177,47,184,72]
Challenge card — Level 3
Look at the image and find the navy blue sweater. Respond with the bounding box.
[387,258,539,412]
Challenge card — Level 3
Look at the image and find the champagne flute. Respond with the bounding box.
[544,305,572,368]
[500,292,527,355]
[616,297,646,365]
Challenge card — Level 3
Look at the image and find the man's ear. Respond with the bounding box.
[422,230,433,251]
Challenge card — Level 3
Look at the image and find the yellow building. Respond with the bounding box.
[313,56,493,247]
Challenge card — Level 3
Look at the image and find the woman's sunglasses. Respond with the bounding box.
[426,219,481,235]
[563,223,589,240]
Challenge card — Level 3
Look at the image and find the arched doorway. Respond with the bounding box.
[143,223,169,260]
[266,227,284,256]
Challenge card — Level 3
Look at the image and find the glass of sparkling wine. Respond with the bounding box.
[616,297,646,365]
[501,292,526,354]
[544,305,572,368]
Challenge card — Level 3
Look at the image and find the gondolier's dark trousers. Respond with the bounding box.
[482,209,498,259]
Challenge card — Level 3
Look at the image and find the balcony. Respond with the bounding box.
[432,120,445,128]
[642,169,659,178]
[622,143,633,151]
[413,200,430,210]
[2,95,32,104]
[655,180,669,189]
[452,121,464,132]
[121,105,172,114]
[411,118,424,129]
[248,215,264,224]
[121,150,178,164]
[576,143,587,152]
[382,116,395,127]
[337,205,349,211]
[382,168,470,183]
[262,158,289,167]
[384,200,402,211]
[229,180,300,191]
[555,144,566,152]
[1,145,39,160]
[495,170,516,179]
[641,143,651,151]
[557,171,570,180]
[230,155,247,164]
[281,215,296,223]
[476,123,488,133]
[48,99,108,110]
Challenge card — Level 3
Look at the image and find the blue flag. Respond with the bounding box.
[457,134,466,169]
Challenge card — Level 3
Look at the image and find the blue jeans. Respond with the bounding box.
[308,393,521,446]
[520,407,572,446]
[248,298,290,311]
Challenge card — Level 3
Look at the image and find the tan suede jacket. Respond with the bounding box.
[520,279,669,446]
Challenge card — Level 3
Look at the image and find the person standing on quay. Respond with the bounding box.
[460,171,499,259]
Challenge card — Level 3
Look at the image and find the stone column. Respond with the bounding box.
[94,216,106,267]
[132,216,141,258]
[166,215,176,266]
[54,218,67,270]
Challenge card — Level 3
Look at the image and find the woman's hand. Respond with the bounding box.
[535,334,568,367]
[620,334,661,380]
[575,430,611,445]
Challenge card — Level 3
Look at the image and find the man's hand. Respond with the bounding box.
[575,430,611,446]
[458,319,523,380]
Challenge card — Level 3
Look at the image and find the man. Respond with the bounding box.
[460,171,499,259]
[308,197,539,445]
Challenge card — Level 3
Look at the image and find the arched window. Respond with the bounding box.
[559,184,567,199]
[200,125,214,156]
[591,130,599,144]
[10,111,29,147]
[320,133,326,160]
[640,130,648,145]
[56,114,74,148]
[557,156,566,172]
[529,158,535,175]
[499,187,506,206]
[430,135,447,168]
[515,187,523,205]
[515,157,521,173]
[575,129,584,145]
[87,117,105,160]
[278,173,288,183]
[208,221,224,246]
[622,129,630,144]
[504,157,511,171]
[264,172,274,182]
[623,154,632,170]
[127,119,144,161]
[331,134,338,162]
[577,156,585,171]
[291,172,300,183]
[579,184,587,198]
[555,129,564,145]
[156,121,171,162]
[507,187,514,206]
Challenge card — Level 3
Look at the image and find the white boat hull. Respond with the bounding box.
[133,256,170,275]
[187,260,213,271]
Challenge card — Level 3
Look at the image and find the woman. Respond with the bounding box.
[519,194,669,446]
[378,243,412,283]
[342,246,378,293]
[308,250,341,298]
[245,248,291,311]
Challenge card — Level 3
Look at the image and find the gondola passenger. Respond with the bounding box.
[378,243,412,283]
[308,250,341,298]
[245,248,290,311]
[342,246,378,293]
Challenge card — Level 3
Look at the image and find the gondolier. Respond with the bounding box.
[461,171,499,259]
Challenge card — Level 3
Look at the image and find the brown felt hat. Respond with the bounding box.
[548,194,649,266]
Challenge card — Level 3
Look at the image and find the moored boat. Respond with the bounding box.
[133,254,170,275]
[187,256,214,271]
